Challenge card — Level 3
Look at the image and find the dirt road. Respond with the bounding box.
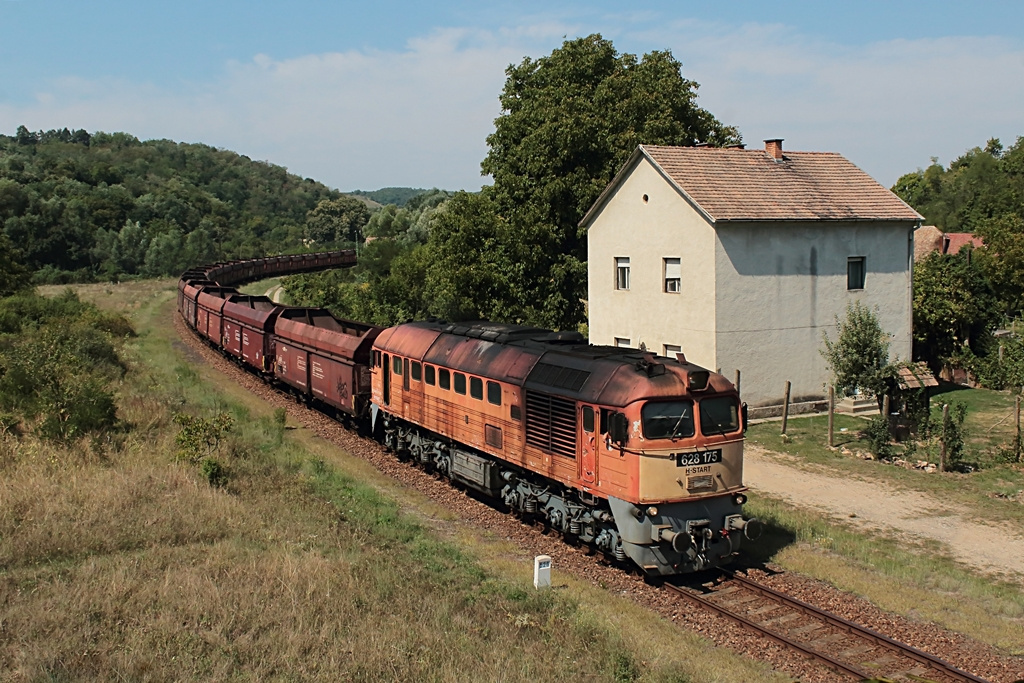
[745,445,1024,582]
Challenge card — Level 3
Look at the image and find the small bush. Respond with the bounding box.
[172,412,233,464]
[862,415,894,458]
[942,402,969,470]
[200,458,228,487]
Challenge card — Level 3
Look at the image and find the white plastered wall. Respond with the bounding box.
[587,158,718,367]
[713,222,914,406]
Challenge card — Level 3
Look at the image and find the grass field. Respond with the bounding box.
[3,281,783,681]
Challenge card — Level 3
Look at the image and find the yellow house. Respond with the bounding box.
[582,140,922,408]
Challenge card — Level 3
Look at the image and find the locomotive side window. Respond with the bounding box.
[439,369,451,390]
[454,372,467,395]
[411,361,422,382]
[487,381,501,406]
[425,365,435,385]
[510,405,521,420]
[393,356,402,375]
[582,406,595,433]
[470,377,483,400]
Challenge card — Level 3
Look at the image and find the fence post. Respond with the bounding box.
[781,380,791,435]
[828,386,835,448]
[1016,395,1022,463]
[940,403,949,472]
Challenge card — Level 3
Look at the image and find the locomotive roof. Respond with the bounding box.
[375,320,735,406]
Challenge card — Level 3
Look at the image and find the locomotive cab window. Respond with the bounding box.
[454,372,467,395]
[470,377,483,400]
[392,356,402,375]
[411,361,422,382]
[439,369,451,390]
[487,381,501,406]
[424,365,435,385]
[582,406,595,433]
[699,396,740,436]
[642,400,695,440]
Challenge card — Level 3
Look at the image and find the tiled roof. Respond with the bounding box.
[642,144,922,223]
[897,363,939,390]
[943,233,984,255]
[914,226,943,261]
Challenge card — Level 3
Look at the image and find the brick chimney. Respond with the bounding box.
[764,138,784,160]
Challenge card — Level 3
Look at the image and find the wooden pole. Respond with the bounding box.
[1016,394,1021,463]
[882,393,891,433]
[734,369,741,397]
[828,385,835,448]
[940,403,949,472]
[781,380,791,435]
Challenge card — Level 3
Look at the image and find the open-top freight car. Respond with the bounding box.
[273,308,382,421]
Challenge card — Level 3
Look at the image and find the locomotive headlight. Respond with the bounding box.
[732,493,747,506]
[646,506,659,517]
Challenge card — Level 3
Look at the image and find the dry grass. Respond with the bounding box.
[1,281,784,682]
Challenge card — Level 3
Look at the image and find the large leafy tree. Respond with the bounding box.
[0,232,30,296]
[478,34,739,330]
[913,252,1001,367]
[305,196,371,244]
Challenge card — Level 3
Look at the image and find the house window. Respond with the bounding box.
[615,257,630,290]
[847,257,866,290]
[664,344,681,358]
[664,258,680,293]
[614,337,630,348]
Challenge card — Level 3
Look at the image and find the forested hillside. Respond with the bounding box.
[0,126,356,282]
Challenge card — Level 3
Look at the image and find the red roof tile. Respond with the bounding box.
[641,145,922,223]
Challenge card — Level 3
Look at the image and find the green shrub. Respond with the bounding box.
[862,415,894,458]
[172,412,233,464]
[200,458,228,487]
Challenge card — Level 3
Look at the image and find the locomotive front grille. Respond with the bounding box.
[687,475,715,491]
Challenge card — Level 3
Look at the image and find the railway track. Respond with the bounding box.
[665,569,989,682]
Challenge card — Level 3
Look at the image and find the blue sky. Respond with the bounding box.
[2,1,1022,192]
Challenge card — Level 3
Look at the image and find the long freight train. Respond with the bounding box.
[179,251,759,576]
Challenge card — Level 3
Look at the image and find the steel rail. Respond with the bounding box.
[665,570,988,682]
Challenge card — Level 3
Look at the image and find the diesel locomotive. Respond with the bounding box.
[178,252,758,576]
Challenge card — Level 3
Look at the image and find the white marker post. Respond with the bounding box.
[533,555,552,590]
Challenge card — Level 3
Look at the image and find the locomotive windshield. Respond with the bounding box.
[699,396,741,435]
[642,400,695,440]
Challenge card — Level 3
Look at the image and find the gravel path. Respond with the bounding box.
[745,446,1024,583]
[174,315,1024,682]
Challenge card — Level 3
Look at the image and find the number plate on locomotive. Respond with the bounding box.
[675,449,722,467]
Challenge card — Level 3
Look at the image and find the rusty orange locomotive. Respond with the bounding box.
[179,253,757,576]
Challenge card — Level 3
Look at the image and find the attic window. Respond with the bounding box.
[847,257,866,290]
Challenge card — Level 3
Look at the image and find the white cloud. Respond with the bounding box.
[1,18,1021,191]
[0,26,571,190]
[645,21,1024,185]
